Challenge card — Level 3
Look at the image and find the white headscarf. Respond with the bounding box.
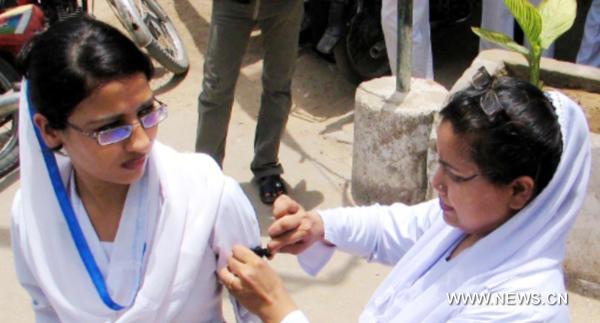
[13,80,260,322]
[360,91,591,321]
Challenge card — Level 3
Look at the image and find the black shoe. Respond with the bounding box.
[256,174,287,205]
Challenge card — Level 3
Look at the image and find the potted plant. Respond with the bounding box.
[472,0,576,89]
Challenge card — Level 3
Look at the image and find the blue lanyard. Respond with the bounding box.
[27,86,125,311]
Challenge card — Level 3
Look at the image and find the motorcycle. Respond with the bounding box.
[0,2,43,176]
[40,0,189,75]
[0,0,189,177]
[302,0,473,84]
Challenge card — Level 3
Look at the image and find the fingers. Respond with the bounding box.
[217,267,238,290]
[267,224,310,254]
[268,212,301,236]
[222,245,260,291]
[232,244,258,259]
[272,195,300,219]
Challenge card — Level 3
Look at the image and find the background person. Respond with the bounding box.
[195,0,303,205]
[219,70,591,322]
[12,17,261,322]
[576,0,600,67]
[381,0,434,79]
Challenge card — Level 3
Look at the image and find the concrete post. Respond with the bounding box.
[352,77,447,205]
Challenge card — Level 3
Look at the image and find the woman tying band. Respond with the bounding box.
[11,17,262,322]
[218,68,591,322]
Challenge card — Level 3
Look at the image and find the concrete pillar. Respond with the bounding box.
[352,76,448,205]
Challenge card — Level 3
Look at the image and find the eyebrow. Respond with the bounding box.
[438,159,462,173]
[83,98,154,128]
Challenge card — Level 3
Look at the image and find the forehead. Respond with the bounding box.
[70,74,152,120]
[436,121,477,169]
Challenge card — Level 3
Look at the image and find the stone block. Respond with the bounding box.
[352,76,448,205]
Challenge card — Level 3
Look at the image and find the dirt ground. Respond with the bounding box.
[0,0,598,322]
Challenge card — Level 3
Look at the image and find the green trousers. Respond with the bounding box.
[195,0,303,178]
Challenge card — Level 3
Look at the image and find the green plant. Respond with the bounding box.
[472,0,576,89]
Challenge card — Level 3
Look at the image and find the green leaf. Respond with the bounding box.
[472,27,529,55]
[539,0,577,48]
[504,0,543,43]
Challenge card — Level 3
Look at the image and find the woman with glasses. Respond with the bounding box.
[218,68,591,322]
[11,17,261,322]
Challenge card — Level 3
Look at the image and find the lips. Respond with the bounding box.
[439,199,454,212]
[121,155,147,170]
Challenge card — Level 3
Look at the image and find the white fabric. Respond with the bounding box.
[280,310,310,323]
[381,0,433,79]
[100,242,113,260]
[576,0,600,67]
[68,159,156,306]
[296,91,590,322]
[11,81,262,322]
[480,0,555,57]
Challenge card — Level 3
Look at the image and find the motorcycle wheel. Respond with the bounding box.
[127,0,189,75]
[0,57,19,177]
[333,8,390,85]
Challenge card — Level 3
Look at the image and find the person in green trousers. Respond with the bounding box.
[196,0,303,204]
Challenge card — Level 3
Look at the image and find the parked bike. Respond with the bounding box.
[40,0,189,75]
[0,0,189,177]
[0,2,43,176]
[302,0,473,84]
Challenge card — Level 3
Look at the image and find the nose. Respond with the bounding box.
[125,123,152,154]
[431,166,446,195]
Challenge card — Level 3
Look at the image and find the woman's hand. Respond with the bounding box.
[218,245,297,323]
[267,195,328,255]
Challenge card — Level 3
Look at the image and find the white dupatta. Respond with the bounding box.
[12,81,260,322]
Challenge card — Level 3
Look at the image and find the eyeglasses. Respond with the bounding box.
[471,67,506,118]
[66,99,168,146]
[437,161,480,184]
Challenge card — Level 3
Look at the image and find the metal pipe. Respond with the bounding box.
[396,0,412,93]
[0,91,19,116]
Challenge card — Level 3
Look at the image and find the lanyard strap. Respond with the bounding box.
[27,87,125,311]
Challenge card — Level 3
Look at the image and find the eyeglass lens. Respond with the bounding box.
[97,106,167,145]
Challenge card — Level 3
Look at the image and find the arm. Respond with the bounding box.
[211,177,262,322]
[212,177,262,268]
[318,199,441,265]
[267,196,441,275]
[11,192,60,323]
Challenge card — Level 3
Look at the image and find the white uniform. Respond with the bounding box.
[282,91,591,322]
[11,82,262,322]
[381,0,433,79]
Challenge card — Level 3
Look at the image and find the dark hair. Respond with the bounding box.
[17,16,154,129]
[440,74,562,197]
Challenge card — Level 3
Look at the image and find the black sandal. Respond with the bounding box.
[256,174,287,205]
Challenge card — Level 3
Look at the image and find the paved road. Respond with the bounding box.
[1,0,598,322]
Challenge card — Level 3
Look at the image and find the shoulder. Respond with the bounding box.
[153,143,225,189]
[154,143,222,174]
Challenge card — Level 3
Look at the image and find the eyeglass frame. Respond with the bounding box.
[65,98,168,146]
